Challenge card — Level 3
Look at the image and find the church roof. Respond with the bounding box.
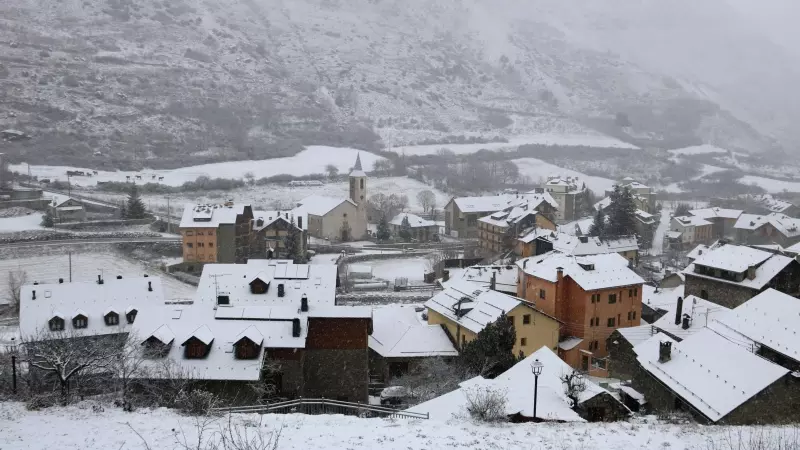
[350,153,366,177]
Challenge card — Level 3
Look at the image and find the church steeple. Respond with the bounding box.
[349,153,367,205]
[353,153,363,171]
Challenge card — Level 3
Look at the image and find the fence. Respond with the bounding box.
[212,398,428,420]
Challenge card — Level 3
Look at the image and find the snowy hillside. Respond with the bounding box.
[0,0,796,171]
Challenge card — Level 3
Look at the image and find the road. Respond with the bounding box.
[1,236,181,248]
[650,203,673,256]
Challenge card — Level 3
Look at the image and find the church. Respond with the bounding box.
[293,154,368,242]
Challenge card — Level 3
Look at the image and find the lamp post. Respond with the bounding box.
[8,337,18,395]
[531,358,543,421]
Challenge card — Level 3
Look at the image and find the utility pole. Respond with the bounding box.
[67,174,72,198]
[68,251,72,282]
[166,195,171,233]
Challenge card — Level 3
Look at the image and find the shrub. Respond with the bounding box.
[463,385,508,422]
[26,393,59,411]
[175,389,220,416]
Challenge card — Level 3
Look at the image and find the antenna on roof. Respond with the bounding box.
[209,273,231,301]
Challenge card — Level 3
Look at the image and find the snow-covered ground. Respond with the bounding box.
[0,401,795,450]
[668,144,729,156]
[650,204,673,256]
[0,253,195,303]
[10,147,386,187]
[511,158,616,193]
[369,257,429,282]
[739,175,800,193]
[0,213,44,233]
[390,133,639,156]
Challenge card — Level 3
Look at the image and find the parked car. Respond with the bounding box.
[379,386,410,407]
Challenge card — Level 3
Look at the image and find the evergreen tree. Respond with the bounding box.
[606,185,637,237]
[376,214,391,241]
[589,208,606,237]
[283,224,304,263]
[459,313,517,379]
[119,202,127,219]
[125,184,147,219]
[41,209,54,227]
[398,215,412,242]
[674,202,692,217]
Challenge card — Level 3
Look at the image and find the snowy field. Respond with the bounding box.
[0,213,44,233]
[390,133,639,156]
[739,175,800,193]
[511,158,615,193]
[369,257,429,282]
[10,147,386,187]
[0,253,196,303]
[0,401,795,450]
[668,144,729,156]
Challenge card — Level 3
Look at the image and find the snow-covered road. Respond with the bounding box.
[650,204,672,256]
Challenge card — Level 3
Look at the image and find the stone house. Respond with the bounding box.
[179,203,254,268]
[682,243,800,308]
[517,230,639,265]
[479,206,556,255]
[49,195,86,222]
[444,191,557,239]
[425,280,561,358]
[687,207,743,240]
[250,211,307,261]
[516,252,645,376]
[734,213,800,247]
[670,216,713,248]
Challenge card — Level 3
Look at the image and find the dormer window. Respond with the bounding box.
[182,325,213,359]
[49,315,65,332]
[126,307,138,324]
[142,325,175,358]
[104,310,120,326]
[249,277,269,294]
[73,311,88,329]
[234,327,263,360]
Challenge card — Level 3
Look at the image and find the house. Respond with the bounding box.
[632,329,796,424]
[389,212,438,242]
[179,202,254,268]
[734,213,800,247]
[748,194,799,217]
[516,252,645,376]
[688,208,742,240]
[606,325,657,381]
[606,178,657,213]
[442,265,519,296]
[49,195,86,222]
[543,176,584,222]
[444,192,557,239]
[649,295,728,342]
[410,346,629,422]
[517,230,639,264]
[425,281,561,358]
[250,210,307,261]
[560,216,596,237]
[478,203,556,254]
[669,216,713,248]
[368,305,458,382]
[683,243,800,308]
[19,275,165,340]
[293,155,368,242]
[634,209,656,239]
[132,260,373,403]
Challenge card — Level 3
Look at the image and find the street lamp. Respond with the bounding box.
[7,337,18,395]
[531,358,544,421]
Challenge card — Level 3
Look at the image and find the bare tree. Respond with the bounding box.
[416,190,436,214]
[389,358,464,406]
[112,333,148,410]
[560,369,587,409]
[7,269,27,316]
[23,331,121,405]
[368,193,409,220]
[500,161,519,184]
[243,172,255,186]
[463,385,508,422]
[324,164,339,178]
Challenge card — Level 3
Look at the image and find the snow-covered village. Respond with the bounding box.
[2,1,800,449]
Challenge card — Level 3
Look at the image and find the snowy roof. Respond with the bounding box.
[714,289,800,363]
[19,277,166,339]
[666,231,683,239]
[558,336,583,350]
[651,295,730,341]
[57,206,84,211]
[635,209,655,224]
[785,241,800,254]
[672,215,713,227]
[521,231,638,256]
[443,265,518,294]
[478,206,536,228]
[389,212,436,228]
[517,252,644,291]
[690,244,775,272]
[618,385,646,405]
[594,197,611,211]
[425,281,535,335]
[686,244,709,260]
[749,194,795,214]
[49,194,79,208]
[251,210,304,231]
[643,284,685,312]
[685,252,794,291]
[179,203,249,229]
[369,305,458,358]
[453,192,558,214]
[636,330,788,422]
[131,303,308,381]
[410,346,616,422]
[558,216,596,237]
[616,325,656,347]
[195,260,337,308]
[734,213,800,238]
[689,208,743,220]
[295,195,355,216]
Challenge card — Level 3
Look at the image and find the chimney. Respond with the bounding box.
[523,259,529,269]
[32,290,36,300]
[579,236,588,243]
[747,265,756,280]
[58,278,64,284]
[97,274,104,285]
[301,294,309,312]
[674,297,684,325]
[147,281,153,292]
[659,341,672,363]
[117,275,122,279]
[682,314,691,330]
[292,318,301,337]
[490,272,497,291]
[33,281,39,285]
[442,270,450,282]
[556,267,564,282]
[278,283,285,298]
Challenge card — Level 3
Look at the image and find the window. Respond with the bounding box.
[508,316,514,327]
[608,293,617,304]
[523,314,531,325]
[198,242,204,247]
[104,312,119,326]
[591,293,600,303]
[590,317,599,327]
[520,338,527,347]
[197,231,203,236]
[461,334,466,348]
[185,340,208,359]
[343,213,348,218]
[185,231,194,236]
[73,316,88,329]
[49,317,64,331]
[209,242,214,248]
[186,243,193,248]
[607,317,616,327]
[539,289,546,299]
[126,309,138,324]
[235,339,260,359]
[208,229,215,236]
[627,311,637,320]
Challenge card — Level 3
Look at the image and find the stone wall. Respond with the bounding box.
[721,375,800,425]
[577,392,630,422]
[606,330,641,381]
[303,348,369,402]
[684,274,757,308]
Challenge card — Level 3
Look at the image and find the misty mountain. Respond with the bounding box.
[0,0,797,169]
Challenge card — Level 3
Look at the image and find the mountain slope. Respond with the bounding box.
[0,0,796,169]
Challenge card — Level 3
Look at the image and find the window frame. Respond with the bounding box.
[607,317,616,327]
[522,314,531,325]
[104,312,119,326]
[608,293,617,304]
